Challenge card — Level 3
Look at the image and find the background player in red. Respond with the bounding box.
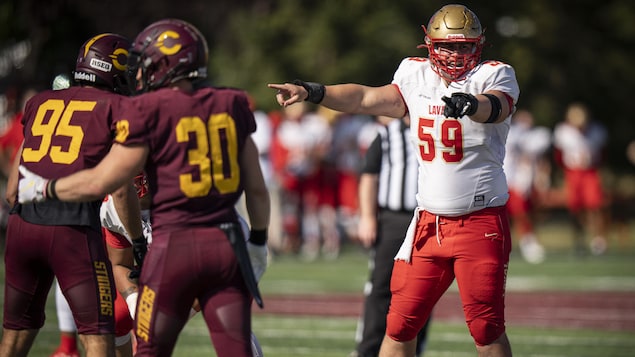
[18,19,270,357]
[1,33,142,357]
[553,102,608,255]
[270,102,336,259]
[0,86,36,177]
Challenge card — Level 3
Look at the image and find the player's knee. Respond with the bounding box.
[385,312,420,341]
[467,317,505,346]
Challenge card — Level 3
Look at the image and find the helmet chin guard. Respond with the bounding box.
[420,4,485,81]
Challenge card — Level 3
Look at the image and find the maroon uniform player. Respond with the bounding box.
[1,33,142,357]
[18,19,270,357]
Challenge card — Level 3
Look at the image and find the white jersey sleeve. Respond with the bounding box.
[100,195,153,245]
[100,195,131,241]
[392,58,520,216]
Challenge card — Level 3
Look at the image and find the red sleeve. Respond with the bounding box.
[0,115,24,154]
[391,84,408,118]
[102,227,132,249]
[503,93,514,111]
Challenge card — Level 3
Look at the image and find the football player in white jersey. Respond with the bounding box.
[503,110,551,264]
[269,4,518,357]
[553,102,608,255]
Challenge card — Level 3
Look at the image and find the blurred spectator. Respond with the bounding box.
[271,102,339,260]
[553,102,608,255]
[321,107,375,243]
[0,86,36,176]
[609,140,635,250]
[503,109,552,263]
[0,85,19,133]
[627,140,635,166]
[0,85,37,235]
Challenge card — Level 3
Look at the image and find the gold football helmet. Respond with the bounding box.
[419,4,485,81]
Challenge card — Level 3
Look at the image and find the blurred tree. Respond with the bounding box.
[0,0,633,171]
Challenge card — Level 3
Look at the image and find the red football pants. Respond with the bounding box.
[387,206,511,346]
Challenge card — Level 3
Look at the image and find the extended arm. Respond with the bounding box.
[110,181,147,272]
[268,82,407,119]
[106,239,139,317]
[241,136,270,231]
[241,136,270,281]
[44,143,147,202]
[107,243,137,296]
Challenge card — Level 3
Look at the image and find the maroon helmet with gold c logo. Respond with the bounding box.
[128,19,208,93]
[74,33,131,94]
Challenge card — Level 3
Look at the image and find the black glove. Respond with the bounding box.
[128,268,141,282]
[442,93,478,118]
[131,236,148,267]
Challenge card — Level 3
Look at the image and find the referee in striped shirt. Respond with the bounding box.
[353,115,430,357]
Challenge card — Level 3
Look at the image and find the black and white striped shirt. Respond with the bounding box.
[362,119,418,212]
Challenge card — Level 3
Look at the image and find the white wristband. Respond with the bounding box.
[125,292,139,319]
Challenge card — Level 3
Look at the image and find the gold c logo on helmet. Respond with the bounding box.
[155,30,181,55]
[115,120,130,143]
[110,48,128,71]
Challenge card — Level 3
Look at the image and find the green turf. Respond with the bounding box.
[1,220,634,356]
[172,314,635,356]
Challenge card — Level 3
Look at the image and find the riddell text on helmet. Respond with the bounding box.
[74,71,96,82]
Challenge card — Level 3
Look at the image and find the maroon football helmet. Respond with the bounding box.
[128,19,208,93]
[74,33,131,94]
[133,172,149,198]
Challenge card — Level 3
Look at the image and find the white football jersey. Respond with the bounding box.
[553,121,607,170]
[100,195,130,240]
[100,195,152,244]
[392,57,520,216]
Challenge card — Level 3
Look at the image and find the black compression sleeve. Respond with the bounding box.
[483,94,502,123]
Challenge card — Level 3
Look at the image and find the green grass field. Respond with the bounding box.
[2,219,635,356]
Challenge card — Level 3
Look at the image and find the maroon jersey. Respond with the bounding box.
[115,86,256,231]
[17,86,127,230]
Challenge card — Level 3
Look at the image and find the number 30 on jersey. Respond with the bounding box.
[176,112,240,197]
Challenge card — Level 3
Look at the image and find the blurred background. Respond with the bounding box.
[1,0,634,165]
[0,0,633,256]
